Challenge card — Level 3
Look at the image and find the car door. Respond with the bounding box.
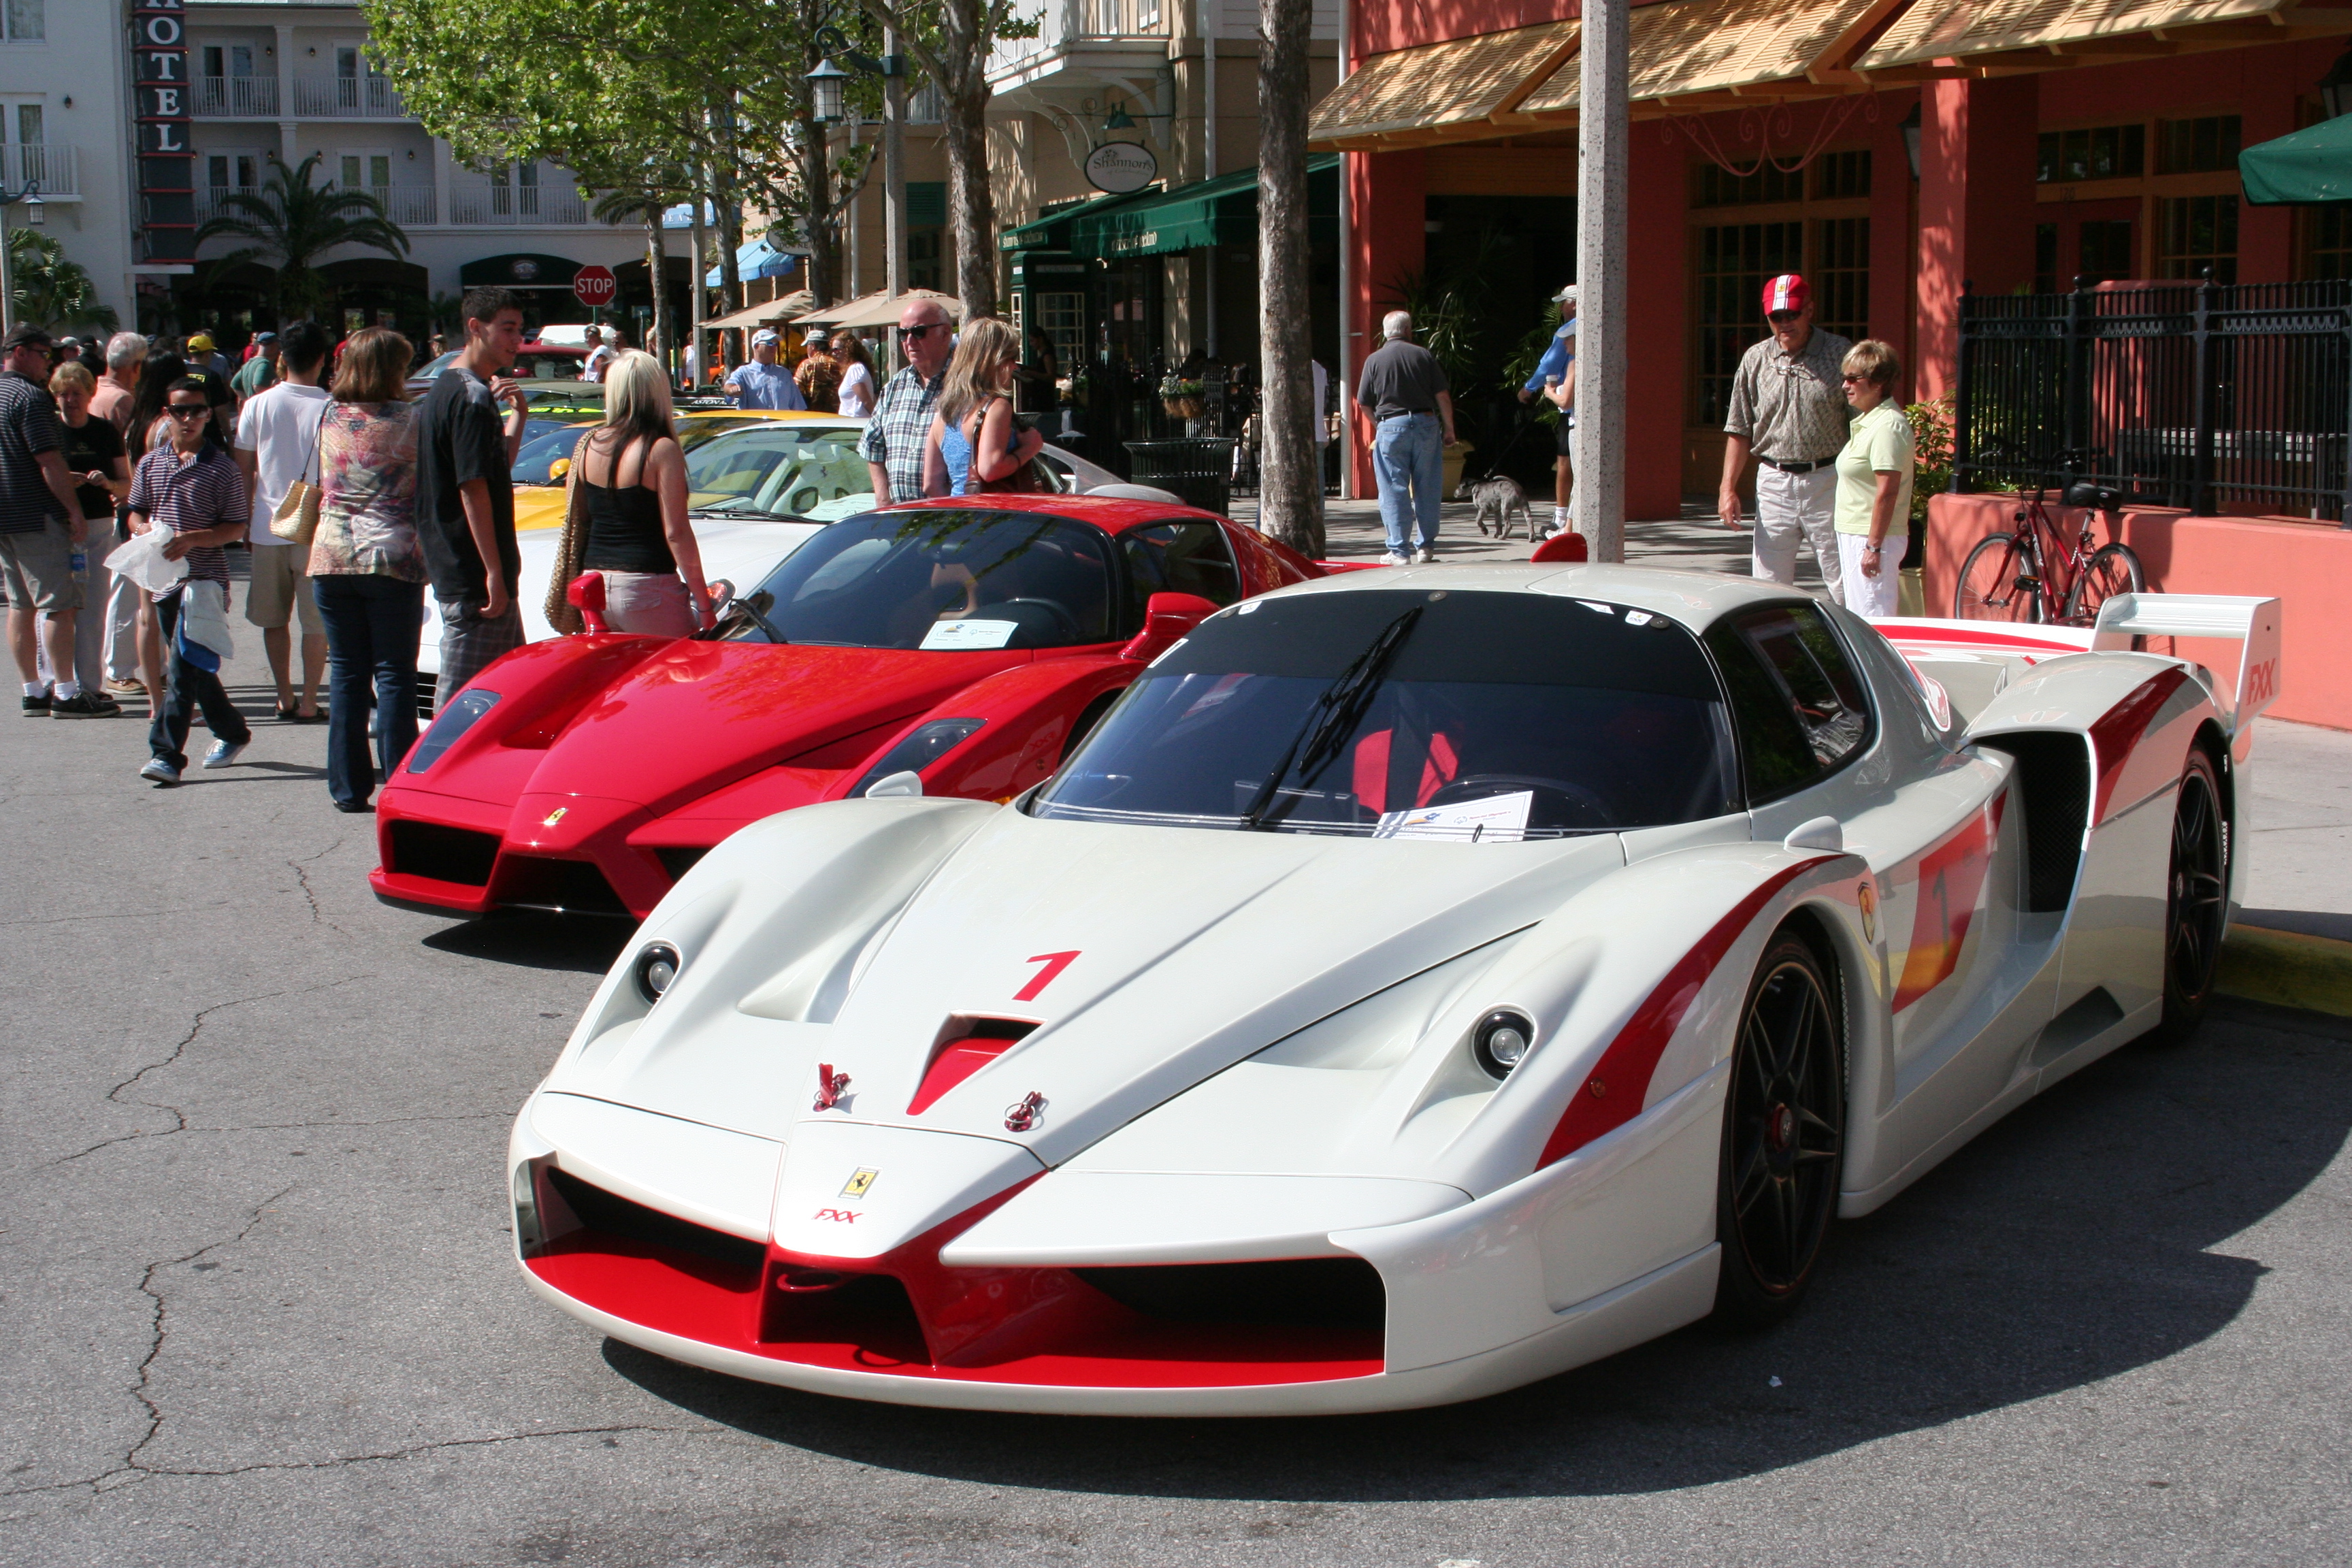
[1710,604,2033,1170]
[1117,521,1243,634]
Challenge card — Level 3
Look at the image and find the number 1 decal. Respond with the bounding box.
[1015,950,1081,1002]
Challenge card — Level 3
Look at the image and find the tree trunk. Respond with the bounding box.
[643,209,669,374]
[1257,0,1320,557]
[943,77,996,316]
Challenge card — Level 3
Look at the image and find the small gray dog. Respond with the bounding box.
[1466,474,1536,542]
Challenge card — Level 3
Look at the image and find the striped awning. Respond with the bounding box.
[1308,20,1581,149]
[1858,0,2342,77]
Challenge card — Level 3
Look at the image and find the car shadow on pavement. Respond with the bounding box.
[421,910,633,974]
[605,1000,2351,1501]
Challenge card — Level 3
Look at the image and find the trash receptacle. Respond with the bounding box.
[1123,437,1237,516]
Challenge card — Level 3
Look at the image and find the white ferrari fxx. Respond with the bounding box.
[508,564,2281,1414]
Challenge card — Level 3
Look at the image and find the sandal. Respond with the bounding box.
[276,703,300,723]
[294,708,328,725]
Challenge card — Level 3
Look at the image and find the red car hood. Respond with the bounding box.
[517,639,1037,813]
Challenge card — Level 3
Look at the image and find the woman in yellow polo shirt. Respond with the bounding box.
[1832,340,1913,619]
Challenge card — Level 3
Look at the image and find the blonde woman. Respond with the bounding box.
[1832,338,1914,618]
[921,316,1043,497]
[550,349,712,636]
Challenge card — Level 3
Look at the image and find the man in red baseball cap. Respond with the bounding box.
[1717,272,1855,601]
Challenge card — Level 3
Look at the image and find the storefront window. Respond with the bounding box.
[2299,205,2352,280]
[2157,195,2237,283]
[1814,150,1871,201]
[2158,116,2241,175]
[2080,220,2134,284]
[909,229,942,291]
[1692,221,1801,425]
[1814,217,1869,343]
[1692,163,1803,208]
[2037,125,2145,183]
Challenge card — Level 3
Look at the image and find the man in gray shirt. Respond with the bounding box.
[1718,273,1852,602]
[1355,312,1456,565]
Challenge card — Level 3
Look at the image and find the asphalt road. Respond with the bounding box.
[3,675,2348,1566]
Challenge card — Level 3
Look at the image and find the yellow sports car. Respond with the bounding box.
[510,409,823,534]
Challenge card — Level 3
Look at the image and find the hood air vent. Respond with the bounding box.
[907,1015,1039,1115]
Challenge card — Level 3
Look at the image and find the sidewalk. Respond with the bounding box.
[1228,493,1830,591]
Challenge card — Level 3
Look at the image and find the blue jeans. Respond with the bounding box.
[149,587,253,770]
[313,574,425,807]
[1373,413,1443,553]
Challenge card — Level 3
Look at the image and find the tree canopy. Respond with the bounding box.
[191,153,410,321]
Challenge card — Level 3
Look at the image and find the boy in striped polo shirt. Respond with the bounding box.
[128,377,252,786]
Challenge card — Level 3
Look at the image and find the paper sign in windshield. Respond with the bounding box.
[921,619,1019,651]
[1374,790,1534,843]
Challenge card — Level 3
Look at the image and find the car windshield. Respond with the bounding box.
[413,348,585,382]
[719,510,1115,650]
[1031,589,1740,839]
[512,414,787,487]
[686,423,873,518]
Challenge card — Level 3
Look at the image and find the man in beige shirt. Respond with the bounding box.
[1718,274,1852,603]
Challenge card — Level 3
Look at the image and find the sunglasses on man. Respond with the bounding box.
[898,323,943,340]
[165,404,210,420]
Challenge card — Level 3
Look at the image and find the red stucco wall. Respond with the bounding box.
[1923,493,2351,730]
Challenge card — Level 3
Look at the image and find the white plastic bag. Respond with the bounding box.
[104,528,187,595]
[176,579,235,666]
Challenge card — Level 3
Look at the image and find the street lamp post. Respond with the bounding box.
[0,181,44,336]
[806,24,908,361]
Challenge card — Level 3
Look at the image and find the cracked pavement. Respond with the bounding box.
[3,680,2350,1567]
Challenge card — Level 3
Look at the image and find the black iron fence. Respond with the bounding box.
[1955,277,2352,525]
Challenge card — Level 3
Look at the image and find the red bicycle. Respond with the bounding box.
[1953,476,2144,626]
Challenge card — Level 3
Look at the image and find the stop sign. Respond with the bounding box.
[572,265,617,308]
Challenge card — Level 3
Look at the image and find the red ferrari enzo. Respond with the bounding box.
[372,495,1333,921]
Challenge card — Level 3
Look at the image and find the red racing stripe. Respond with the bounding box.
[1537,857,1833,1169]
[2089,666,2189,824]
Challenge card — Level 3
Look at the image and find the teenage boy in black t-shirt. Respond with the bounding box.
[414,286,527,713]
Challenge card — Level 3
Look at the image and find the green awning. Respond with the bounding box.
[1071,156,1339,259]
[998,188,1159,253]
[2240,116,2352,206]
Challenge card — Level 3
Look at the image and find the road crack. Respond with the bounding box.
[288,838,348,934]
[46,977,378,1168]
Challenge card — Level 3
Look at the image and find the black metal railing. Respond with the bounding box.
[1955,276,2352,525]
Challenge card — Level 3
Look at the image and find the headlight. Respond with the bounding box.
[1473,1009,1536,1079]
[406,689,499,772]
[850,717,985,798]
[634,942,682,1004]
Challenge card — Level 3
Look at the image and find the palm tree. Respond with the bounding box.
[593,185,681,372]
[5,230,119,333]
[193,152,410,321]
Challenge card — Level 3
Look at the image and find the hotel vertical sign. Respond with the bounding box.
[133,0,195,263]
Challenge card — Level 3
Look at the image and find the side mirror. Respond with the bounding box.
[1119,591,1220,664]
[549,456,570,480]
[1783,815,1843,853]
[1529,529,1588,564]
[864,770,923,798]
[706,577,735,616]
[566,570,608,634]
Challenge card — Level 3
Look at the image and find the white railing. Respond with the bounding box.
[291,73,408,118]
[446,177,590,226]
[194,75,280,117]
[376,184,437,226]
[909,82,945,123]
[8,144,77,198]
[195,186,259,229]
[1078,0,1164,35]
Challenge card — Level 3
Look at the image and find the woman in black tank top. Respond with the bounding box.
[559,350,710,637]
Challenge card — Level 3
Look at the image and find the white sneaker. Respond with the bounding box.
[139,757,181,787]
[201,739,248,769]
[1414,549,1436,564]
[1379,551,1411,567]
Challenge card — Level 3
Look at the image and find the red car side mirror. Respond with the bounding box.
[1120,591,1219,663]
[567,570,608,634]
[1529,530,1588,564]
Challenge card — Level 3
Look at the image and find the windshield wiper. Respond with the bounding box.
[1237,605,1422,832]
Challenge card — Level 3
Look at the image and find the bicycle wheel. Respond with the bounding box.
[1954,532,2039,622]
[2061,542,2144,626]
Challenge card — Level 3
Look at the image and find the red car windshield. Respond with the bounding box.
[719,510,1116,651]
[1032,589,1740,838]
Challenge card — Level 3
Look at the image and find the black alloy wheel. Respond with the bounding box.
[1714,932,1846,1324]
[2152,748,2228,1045]
[1955,532,2040,622]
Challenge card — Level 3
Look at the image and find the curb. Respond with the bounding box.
[2218,924,2352,1018]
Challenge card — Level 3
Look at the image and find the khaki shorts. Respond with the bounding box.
[244,542,321,633]
[0,519,82,612]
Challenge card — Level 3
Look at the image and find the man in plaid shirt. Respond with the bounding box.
[860,299,954,502]
[129,376,253,785]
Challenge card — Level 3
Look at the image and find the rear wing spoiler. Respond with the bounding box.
[2091,593,2283,733]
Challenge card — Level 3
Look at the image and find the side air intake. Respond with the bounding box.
[1976,732,2091,913]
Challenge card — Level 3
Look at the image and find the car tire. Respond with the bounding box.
[2149,747,2228,1047]
[1712,930,1846,1326]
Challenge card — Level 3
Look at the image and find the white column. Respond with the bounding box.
[1573,0,1628,562]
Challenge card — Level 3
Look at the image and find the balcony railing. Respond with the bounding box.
[194,75,280,117]
[291,74,408,118]
[6,144,78,198]
[199,184,438,229]
[195,186,258,229]
[447,178,589,226]
[1076,0,1165,35]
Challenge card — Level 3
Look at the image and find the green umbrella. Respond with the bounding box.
[2240,114,2352,206]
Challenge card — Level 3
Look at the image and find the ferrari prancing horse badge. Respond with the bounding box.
[841,1168,879,1198]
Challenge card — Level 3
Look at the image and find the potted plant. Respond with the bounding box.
[1158,372,1205,421]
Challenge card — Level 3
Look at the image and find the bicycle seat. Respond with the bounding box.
[2064,480,2122,512]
